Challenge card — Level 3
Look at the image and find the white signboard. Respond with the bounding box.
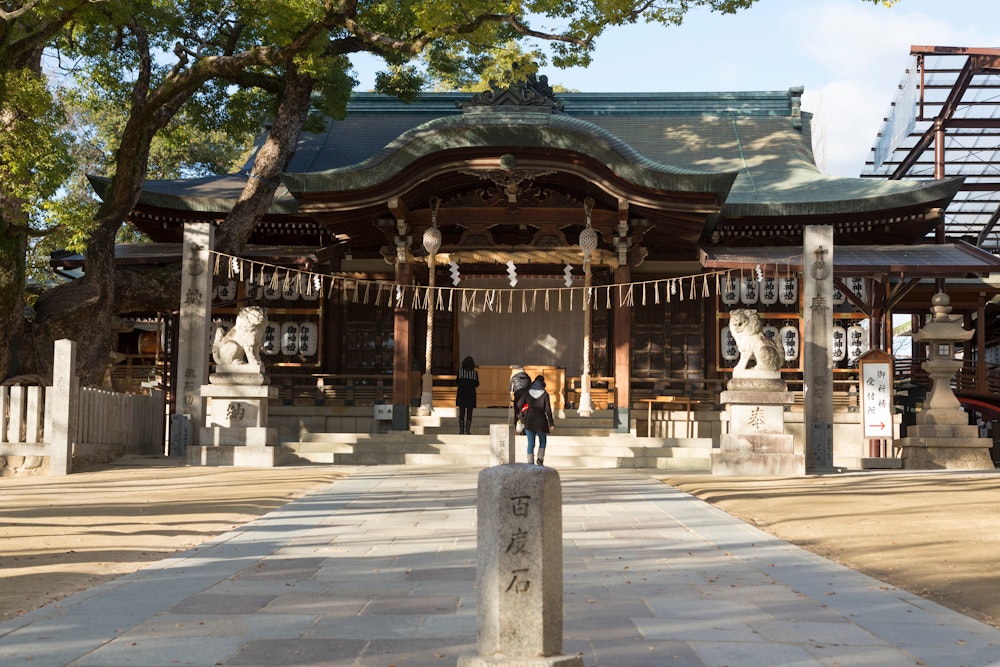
[860,353,894,439]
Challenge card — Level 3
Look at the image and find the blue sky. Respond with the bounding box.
[349,0,1000,178]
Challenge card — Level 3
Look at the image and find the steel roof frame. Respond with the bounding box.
[862,46,1000,250]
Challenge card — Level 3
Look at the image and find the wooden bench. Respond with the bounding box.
[791,390,857,412]
[428,375,457,407]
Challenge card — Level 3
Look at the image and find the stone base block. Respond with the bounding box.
[712,451,805,475]
[916,408,972,426]
[458,655,583,667]
[721,390,793,405]
[720,433,794,455]
[900,445,994,470]
[187,444,290,467]
[199,426,277,447]
[903,424,980,439]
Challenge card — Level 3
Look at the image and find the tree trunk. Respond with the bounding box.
[216,69,314,255]
[0,224,27,380]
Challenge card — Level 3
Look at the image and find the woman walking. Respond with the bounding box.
[516,374,555,464]
[456,356,479,434]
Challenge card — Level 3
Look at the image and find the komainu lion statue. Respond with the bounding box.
[729,308,783,372]
[212,306,265,367]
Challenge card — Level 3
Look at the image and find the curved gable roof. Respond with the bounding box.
[281,107,738,201]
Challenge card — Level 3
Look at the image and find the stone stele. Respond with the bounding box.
[459,464,582,667]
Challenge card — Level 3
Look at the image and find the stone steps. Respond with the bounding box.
[285,431,713,470]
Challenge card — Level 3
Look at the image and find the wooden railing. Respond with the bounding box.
[0,340,165,475]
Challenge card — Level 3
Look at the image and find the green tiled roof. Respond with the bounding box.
[126,88,961,219]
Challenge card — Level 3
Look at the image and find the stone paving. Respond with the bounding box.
[1,466,999,666]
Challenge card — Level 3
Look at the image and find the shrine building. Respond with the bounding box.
[70,72,1000,469]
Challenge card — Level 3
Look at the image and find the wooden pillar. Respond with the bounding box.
[976,293,987,394]
[613,263,631,432]
[392,262,413,430]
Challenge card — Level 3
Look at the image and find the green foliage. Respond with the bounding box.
[0,70,74,216]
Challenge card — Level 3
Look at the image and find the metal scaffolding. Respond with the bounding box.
[862,46,1000,250]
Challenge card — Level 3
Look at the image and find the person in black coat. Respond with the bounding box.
[515,374,555,465]
[509,367,531,432]
[455,356,479,434]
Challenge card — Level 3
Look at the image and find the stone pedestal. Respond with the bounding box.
[898,410,994,470]
[712,372,804,475]
[459,464,582,667]
[188,367,285,467]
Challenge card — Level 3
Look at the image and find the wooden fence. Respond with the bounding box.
[0,340,164,476]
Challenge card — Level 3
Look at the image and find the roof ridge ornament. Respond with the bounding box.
[789,86,803,130]
[456,72,565,113]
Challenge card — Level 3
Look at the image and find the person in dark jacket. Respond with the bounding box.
[455,356,479,434]
[509,367,531,432]
[515,374,555,464]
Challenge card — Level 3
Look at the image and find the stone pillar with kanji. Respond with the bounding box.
[460,464,582,667]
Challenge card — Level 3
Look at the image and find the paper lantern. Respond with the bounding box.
[261,321,279,355]
[739,275,759,305]
[847,324,867,362]
[298,321,318,356]
[760,276,778,305]
[215,280,237,303]
[833,286,846,306]
[281,276,300,301]
[832,325,847,362]
[762,325,779,345]
[721,276,739,305]
[263,273,281,301]
[244,276,263,301]
[721,325,739,361]
[280,322,299,355]
[778,277,798,305]
[779,324,799,361]
[301,274,320,302]
[846,277,867,305]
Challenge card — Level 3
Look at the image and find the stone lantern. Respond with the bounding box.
[897,292,993,469]
[913,292,971,413]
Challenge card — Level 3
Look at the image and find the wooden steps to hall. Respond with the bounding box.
[282,408,714,471]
